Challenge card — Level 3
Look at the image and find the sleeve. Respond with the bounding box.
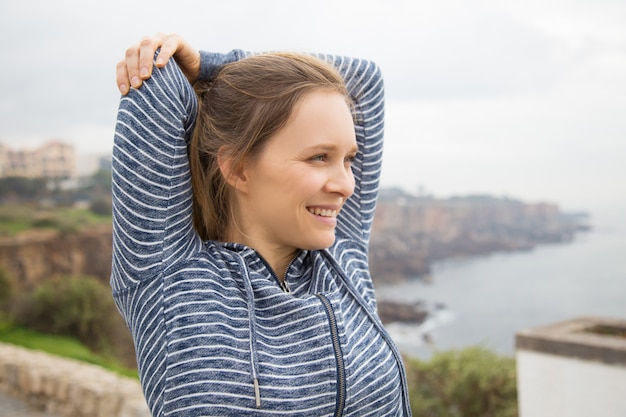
[322,55,385,245]
[197,50,248,81]
[111,50,253,291]
[110,55,200,291]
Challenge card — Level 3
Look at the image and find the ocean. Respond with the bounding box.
[375,207,626,359]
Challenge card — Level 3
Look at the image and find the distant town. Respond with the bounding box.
[0,140,111,181]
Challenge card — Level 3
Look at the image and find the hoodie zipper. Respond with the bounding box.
[320,249,412,416]
[315,294,346,417]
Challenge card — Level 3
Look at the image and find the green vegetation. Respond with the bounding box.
[0,205,111,236]
[0,323,137,379]
[405,346,518,417]
[0,270,137,378]
[0,169,113,236]
[16,276,118,349]
[0,177,48,198]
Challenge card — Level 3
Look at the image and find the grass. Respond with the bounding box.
[0,205,111,237]
[54,207,111,225]
[0,321,138,379]
[0,220,33,235]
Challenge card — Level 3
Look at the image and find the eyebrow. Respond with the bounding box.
[306,143,359,153]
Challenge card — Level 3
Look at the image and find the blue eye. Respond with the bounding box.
[310,154,327,162]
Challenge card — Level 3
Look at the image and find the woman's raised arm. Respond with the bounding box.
[111,55,199,290]
[112,40,248,291]
[322,54,385,246]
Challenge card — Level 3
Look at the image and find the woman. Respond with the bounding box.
[112,34,411,416]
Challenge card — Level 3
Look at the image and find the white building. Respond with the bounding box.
[0,141,76,179]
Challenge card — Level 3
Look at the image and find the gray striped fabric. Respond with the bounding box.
[111,50,411,416]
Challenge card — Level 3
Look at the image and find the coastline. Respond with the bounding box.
[375,223,626,359]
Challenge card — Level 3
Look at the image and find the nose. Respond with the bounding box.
[324,164,355,198]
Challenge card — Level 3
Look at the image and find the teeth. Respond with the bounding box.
[308,208,338,217]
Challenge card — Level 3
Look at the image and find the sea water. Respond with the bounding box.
[376,207,626,359]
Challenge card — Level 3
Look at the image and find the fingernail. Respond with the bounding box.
[140,67,149,77]
[119,84,128,95]
[156,57,164,66]
[131,76,140,87]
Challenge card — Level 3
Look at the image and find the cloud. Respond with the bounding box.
[0,0,624,211]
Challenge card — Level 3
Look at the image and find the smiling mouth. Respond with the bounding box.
[307,207,339,218]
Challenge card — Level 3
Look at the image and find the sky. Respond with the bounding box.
[0,0,625,218]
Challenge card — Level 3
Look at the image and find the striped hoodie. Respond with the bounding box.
[111,49,411,416]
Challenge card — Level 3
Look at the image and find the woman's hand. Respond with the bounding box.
[116,33,201,95]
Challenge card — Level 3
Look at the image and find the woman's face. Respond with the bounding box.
[234,90,357,260]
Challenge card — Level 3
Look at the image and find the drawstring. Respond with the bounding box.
[235,253,262,408]
[226,244,304,409]
[253,378,261,408]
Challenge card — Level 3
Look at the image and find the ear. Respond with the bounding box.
[217,146,251,193]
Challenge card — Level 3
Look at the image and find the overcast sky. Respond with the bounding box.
[1,0,625,217]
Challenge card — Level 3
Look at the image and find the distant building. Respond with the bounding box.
[0,141,76,179]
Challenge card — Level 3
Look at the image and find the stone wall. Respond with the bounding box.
[0,342,150,417]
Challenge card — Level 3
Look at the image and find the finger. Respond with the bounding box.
[160,34,201,83]
[138,35,163,80]
[125,43,143,89]
[116,59,131,95]
[155,34,180,68]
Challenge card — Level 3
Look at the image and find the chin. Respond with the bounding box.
[302,234,336,251]
[319,236,337,249]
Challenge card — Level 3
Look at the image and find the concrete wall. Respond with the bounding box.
[516,317,626,417]
[0,342,150,417]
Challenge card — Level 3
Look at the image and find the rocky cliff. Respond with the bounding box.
[368,189,589,284]
[0,225,112,291]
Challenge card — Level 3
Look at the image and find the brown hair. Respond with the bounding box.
[189,53,351,241]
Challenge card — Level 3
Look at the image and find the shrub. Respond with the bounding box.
[31,217,60,229]
[89,197,112,216]
[405,346,518,417]
[0,177,48,199]
[14,275,129,357]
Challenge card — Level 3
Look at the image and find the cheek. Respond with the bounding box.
[283,169,324,195]
[254,160,325,203]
